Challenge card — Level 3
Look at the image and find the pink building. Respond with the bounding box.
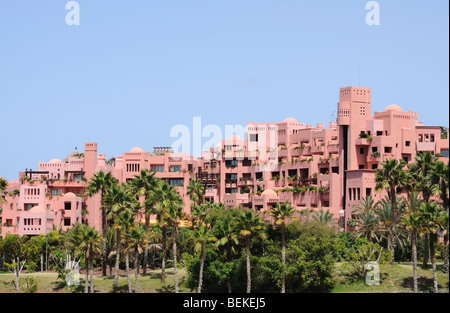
[1,86,448,236]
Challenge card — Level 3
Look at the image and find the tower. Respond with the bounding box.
[84,142,98,180]
[337,87,372,224]
[83,142,101,231]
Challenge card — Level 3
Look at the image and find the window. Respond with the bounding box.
[359,164,365,169]
[65,202,71,211]
[372,147,378,153]
[52,189,63,196]
[249,134,259,142]
[376,131,383,136]
[372,164,378,169]
[226,173,237,182]
[384,147,392,153]
[127,164,140,172]
[360,106,366,116]
[360,148,365,155]
[169,165,182,172]
[405,141,411,147]
[64,218,71,226]
[242,159,252,167]
[24,203,38,211]
[169,179,184,186]
[151,165,164,172]
[366,188,372,197]
[225,159,238,167]
[442,149,449,158]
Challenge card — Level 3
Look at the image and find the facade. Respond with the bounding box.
[1,86,448,236]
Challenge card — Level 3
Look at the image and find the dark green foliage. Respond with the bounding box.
[185,218,339,293]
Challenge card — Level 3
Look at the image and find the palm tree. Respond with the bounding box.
[214,212,239,293]
[235,209,266,293]
[430,160,449,273]
[187,179,205,207]
[85,170,116,276]
[126,223,147,293]
[118,210,138,293]
[129,169,160,275]
[375,158,408,263]
[409,152,438,203]
[430,160,449,210]
[155,181,183,290]
[0,177,8,204]
[105,226,116,275]
[270,201,295,293]
[313,208,338,225]
[153,181,171,284]
[408,152,438,267]
[439,211,449,274]
[353,210,380,242]
[353,196,377,214]
[78,224,101,293]
[104,182,138,287]
[402,191,423,293]
[166,190,184,293]
[374,197,408,259]
[192,225,217,293]
[146,225,163,269]
[420,202,445,292]
[191,203,214,228]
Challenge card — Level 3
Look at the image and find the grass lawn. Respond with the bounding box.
[1,263,448,293]
[331,262,449,293]
[0,267,193,293]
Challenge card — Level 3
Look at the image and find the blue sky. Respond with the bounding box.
[0,0,448,181]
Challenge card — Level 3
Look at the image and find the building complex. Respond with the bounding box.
[1,86,448,237]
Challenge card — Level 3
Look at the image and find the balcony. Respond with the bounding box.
[320,190,330,201]
[278,149,288,158]
[291,148,301,156]
[225,179,238,187]
[416,141,436,152]
[239,178,254,186]
[311,145,325,154]
[47,180,87,188]
[329,158,339,167]
[302,146,312,156]
[327,144,339,154]
[205,189,218,197]
[195,173,219,184]
[355,138,372,146]
[367,154,381,163]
